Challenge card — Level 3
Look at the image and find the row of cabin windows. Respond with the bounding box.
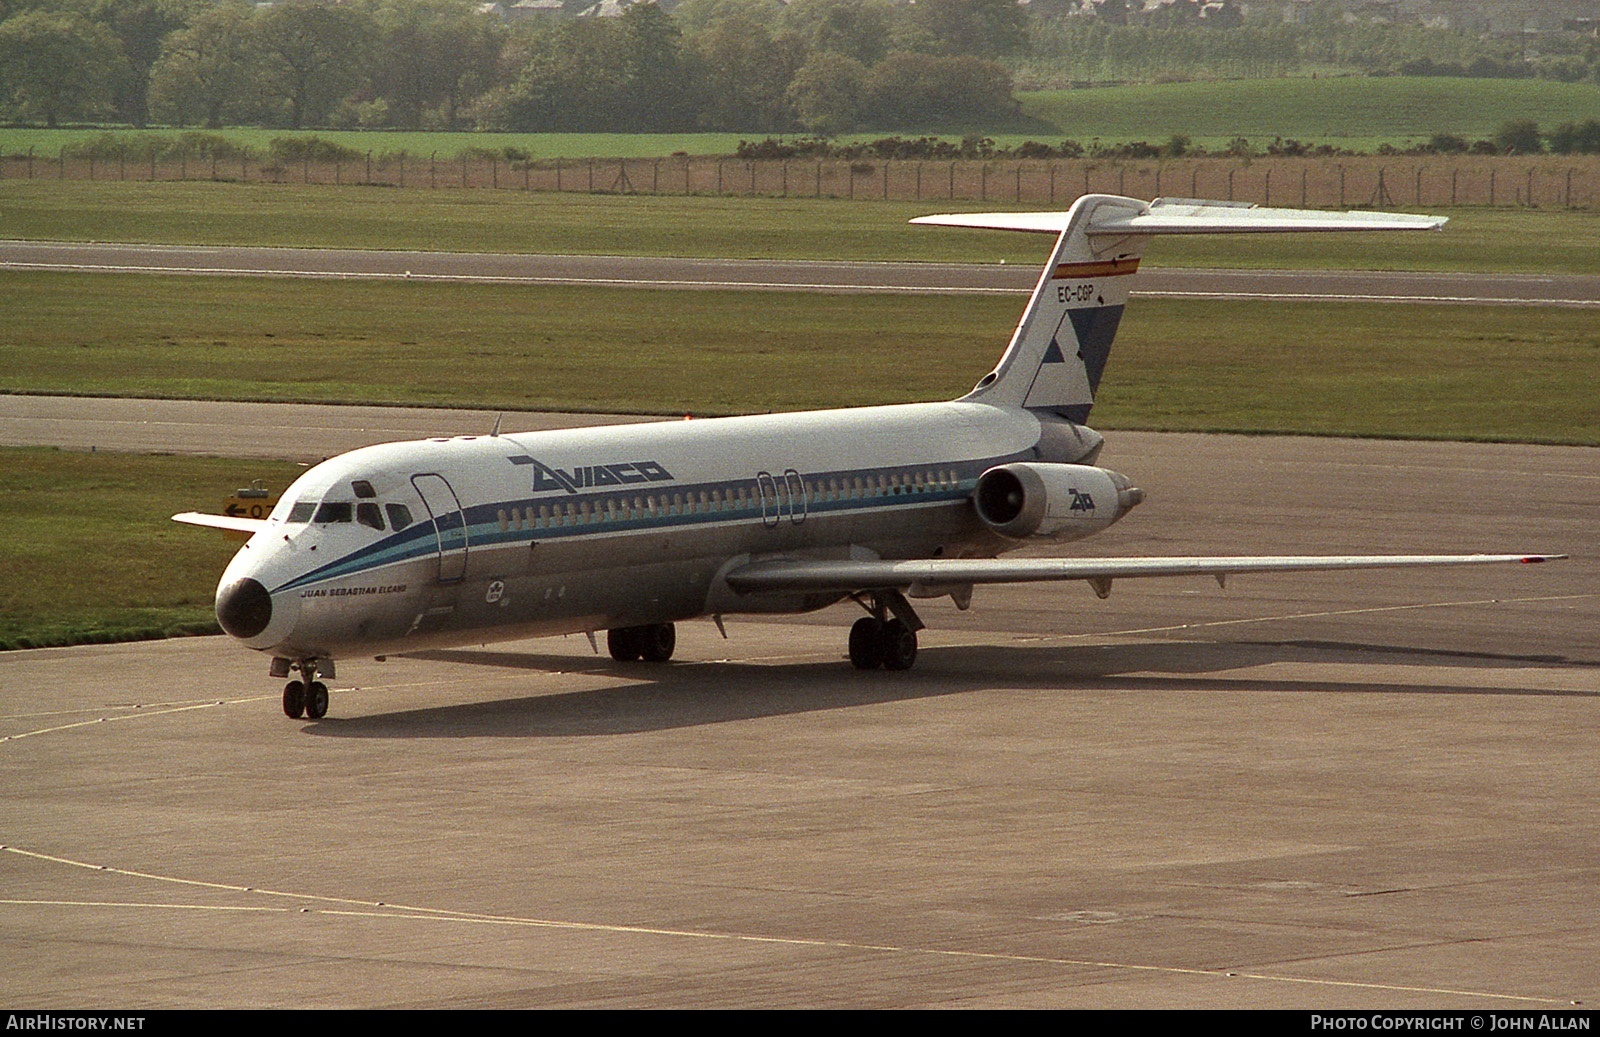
[494,469,966,532]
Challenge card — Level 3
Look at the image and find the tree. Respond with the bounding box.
[86,0,190,126]
[0,8,130,126]
[865,51,1014,128]
[370,0,501,130]
[779,0,889,66]
[786,50,867,134]
[686,15,805,131]
[149,2,261,128]
[255,0,369,128]
[1494,118,1543,155]
[896,0,1026,59]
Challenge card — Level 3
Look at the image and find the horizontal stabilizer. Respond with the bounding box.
[726,553,1563,595]
[910,199,1446,237]
[173,511,270,534]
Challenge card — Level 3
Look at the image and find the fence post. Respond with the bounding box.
[1047,164,1054,204]
[1191,167,1198,196]
[980,162,987,201]
[917,161,923,201]
[1415,165,1422,206]
[1264,167,1271,205]
[654,158,661,194]
[1526,167,1534,207]
[303,155,308,184]
[492,157,498,190]
[885,160,890,201]
[1566,168,1573,208]
[950,161,956,200]
[335,159,341,185]
[180,154,186,181]
[462,155,468,189]
[431,151,437,188]
[716,160,722,195]
[1118,166,1125,195]
[89,155,95,181]
[1227,168,1233,201]
[1301,166,1307,206]
[1338,165,1345,207]
[780,160,786,197]
[242,154,247,182]
[555,156,561,192]
[366,151,372,185]
[28,147,34,179]
[122,147,127,181]
[1451,167,1457,205]
[211,153,218,181]
[1490,168,1496,206]
[1014,163,1021,202]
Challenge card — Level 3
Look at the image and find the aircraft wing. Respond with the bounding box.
[172,511,271,535]
[724,553,1563,594]
[910,201,1446,236]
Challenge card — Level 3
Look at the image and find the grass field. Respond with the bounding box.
[4,77,1599,158]
[0,448,304,650]
[1019,77,1600,151]
[5,181,1600,274]
[3,271,1595,444]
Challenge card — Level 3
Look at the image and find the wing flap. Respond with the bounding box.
[724,554,1563,594]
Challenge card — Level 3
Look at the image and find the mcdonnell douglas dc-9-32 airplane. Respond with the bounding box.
[176,194,1565,720]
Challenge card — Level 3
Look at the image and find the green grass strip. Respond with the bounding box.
[0,449,305,650]
[2,271,1595,444]
[4,180,1600,274]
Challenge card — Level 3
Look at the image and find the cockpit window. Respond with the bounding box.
[286,501,316,523]
[356,502,385,530]
[385,503,414,531]
[314,501,353,523]
[352,480,376,499]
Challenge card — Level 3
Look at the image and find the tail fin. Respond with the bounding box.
[912,196,1445,423]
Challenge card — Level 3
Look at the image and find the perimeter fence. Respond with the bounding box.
[3,149,1597,209]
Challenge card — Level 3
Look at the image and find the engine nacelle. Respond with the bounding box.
[972,462,1144,541]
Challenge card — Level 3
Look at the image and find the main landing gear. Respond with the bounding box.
[848,591,924,671]
[607,622,677,663]
[276,658,333,719]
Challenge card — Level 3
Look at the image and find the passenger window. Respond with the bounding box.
[385,503,413,531]
[357,503,385,530]
[287,501,315,523]
[314,501,353,523]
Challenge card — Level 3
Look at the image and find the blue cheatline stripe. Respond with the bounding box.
[271,451,1031,595]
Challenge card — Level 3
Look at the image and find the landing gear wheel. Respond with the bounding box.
[304,681,329,719]
[879,619,918,671]
[639,623,676,662]
[849,618,885,670]
[607,627,642,661]
[282,680,306,718]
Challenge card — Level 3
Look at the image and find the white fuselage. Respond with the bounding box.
[218,401,1105,663]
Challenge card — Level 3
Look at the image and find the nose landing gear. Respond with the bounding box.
[276,658,334,719]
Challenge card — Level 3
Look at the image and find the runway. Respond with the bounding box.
[3,399,1596,1008]
[5,239,1599,307]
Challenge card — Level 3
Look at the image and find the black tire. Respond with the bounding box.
[282,680,306,719]
[305,681,329,719]
[849,617,885,670]
[639,622,676,663]
[880,619,918,671]
[607,627,642,661]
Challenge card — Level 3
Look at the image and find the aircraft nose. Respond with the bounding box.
[216,577,273,639]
